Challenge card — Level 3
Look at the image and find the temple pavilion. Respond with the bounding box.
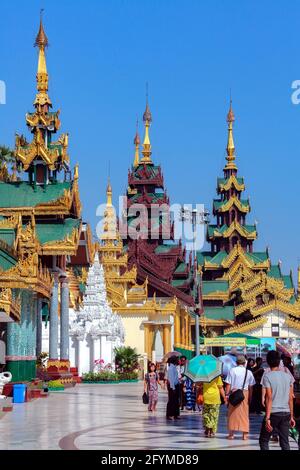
[0,17,93,381]
[197,101,300,339]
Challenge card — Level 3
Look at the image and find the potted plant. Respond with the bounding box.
[114,346,140,382]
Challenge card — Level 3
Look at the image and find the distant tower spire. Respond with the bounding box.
[34,9,51,108]
[141,83,152,164]
[225,98,237,171]
[133,118,140,168]
[106,177,112,206]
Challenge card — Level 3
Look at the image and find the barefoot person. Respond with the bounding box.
[144,363,161,412]
[225,354,255,440]
[202,375,226,437]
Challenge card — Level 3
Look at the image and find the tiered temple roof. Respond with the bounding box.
[198,101,300,335]
[0,17,93,322]
[124,103,197,307]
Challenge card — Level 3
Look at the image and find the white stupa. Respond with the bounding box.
[69,253,125,375]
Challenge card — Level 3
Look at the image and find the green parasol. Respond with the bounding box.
[184,354,222,383]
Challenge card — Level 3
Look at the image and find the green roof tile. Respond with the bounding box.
[35,218,80,244]
[132,164,161,178]
[0,181,71,208]
[282,275,294,290]
[245,252,269,264]
[0,229,15,247]
[217,177,244,186]
[204,306,234,320]
[174,262,187,274]
[209,251,228,265]
[196,251,228,266]
[0,246,17,271]
[202,280,229,294]
[208,224,256,238]
[171,279,188,287]
[213,199,249,211]
[268,265,281,279]
[128,192,165,203]
[155,244,177,254]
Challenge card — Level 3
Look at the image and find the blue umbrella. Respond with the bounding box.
[184,354,222,383]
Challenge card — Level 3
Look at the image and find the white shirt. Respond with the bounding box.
[219,354,237,377]
[225,365,255,391]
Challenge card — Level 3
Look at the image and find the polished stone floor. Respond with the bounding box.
[0,383,298,450]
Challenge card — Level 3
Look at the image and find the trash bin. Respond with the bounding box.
[13,384,27,403]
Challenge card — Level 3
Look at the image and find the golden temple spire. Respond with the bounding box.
[133,119,140,168]
[106,177,113,206]
[141,87,153,164]
[74,163,79,181]
[34,10,51,107]
[298,266,300,295]
[225,98,237,171]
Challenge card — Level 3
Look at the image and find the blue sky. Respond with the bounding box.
[1,0,300,280]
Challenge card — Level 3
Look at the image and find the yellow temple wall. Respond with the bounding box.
[121,313,149,355]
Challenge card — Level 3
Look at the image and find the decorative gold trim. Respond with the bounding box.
[0,253,52,298]
[218,175,245,192]
[40,225,81,256]
[0,288,21,322]
[0,214,19,229]
[224,316,267,334]
[285,317,300,331]
[215,196,249,214]
[208,221,257,240]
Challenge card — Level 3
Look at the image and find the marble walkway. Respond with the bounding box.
[0,382,298,450]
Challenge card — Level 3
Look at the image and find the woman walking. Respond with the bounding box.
[202,376,226,437]
[225,354,255,440]
[144,363,160,412]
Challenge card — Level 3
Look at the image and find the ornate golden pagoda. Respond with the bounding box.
[198,101,300,339]
[0,14,93,382]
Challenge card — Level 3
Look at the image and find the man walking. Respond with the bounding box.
[166,356,180,420]
[259,350,295,450]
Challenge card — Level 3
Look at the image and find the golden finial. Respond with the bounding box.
[74,163,79,181]
[106,177,112,206]
[225,98,237,170]
[34,10,49,49]
[34,10,51,107]
[133,119,140,168]
[141,87,153,164]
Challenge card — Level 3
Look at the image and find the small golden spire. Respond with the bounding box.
[141,100,153,164]
[34,10,51,107]
[225,99,237,170]
[74,163,79,181]
[133,120,140,168]
[298,266,300,295]
[106,177,112,206]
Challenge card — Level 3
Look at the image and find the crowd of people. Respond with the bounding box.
[143,350,300,450]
